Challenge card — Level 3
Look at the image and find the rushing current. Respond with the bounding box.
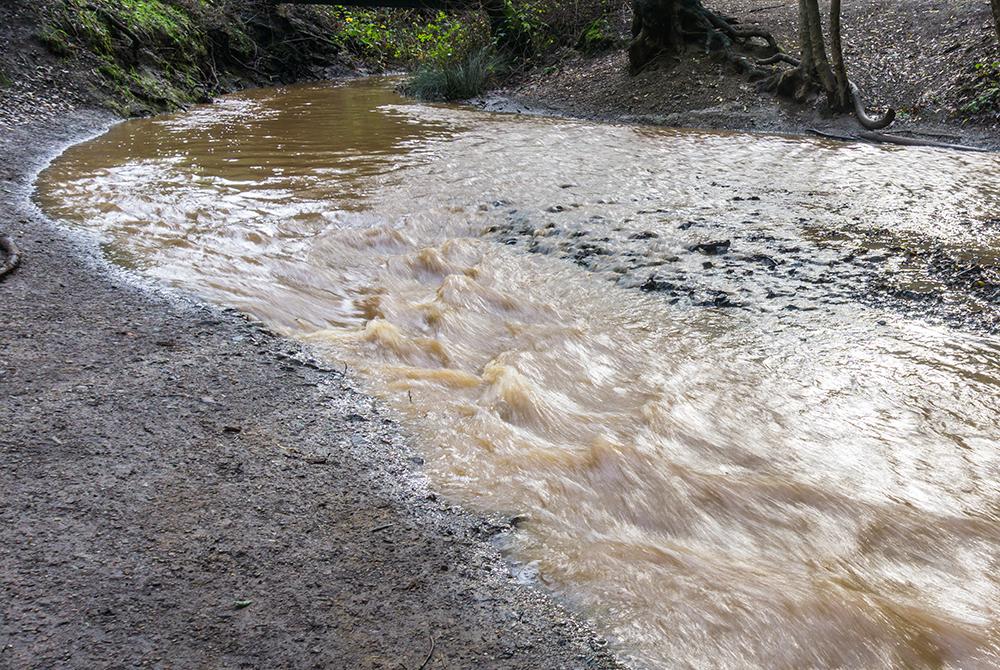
[37,78,1000,669]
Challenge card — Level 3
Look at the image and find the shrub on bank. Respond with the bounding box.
[960,61,1000,117]
[402,47,504,101]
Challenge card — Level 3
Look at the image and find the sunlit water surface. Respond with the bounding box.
[37,79,1000,669]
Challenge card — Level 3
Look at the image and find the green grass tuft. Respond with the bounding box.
[402,47,504,101]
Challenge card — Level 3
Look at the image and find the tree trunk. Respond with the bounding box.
[802,0,836,98]
[992,0,1000,45]
[628,0,683,74]
[828,0,850,109]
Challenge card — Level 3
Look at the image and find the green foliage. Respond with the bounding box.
[43,0,201,56]
[960,62,1000,116]
[0,68,11,89]
[413,12,478,64]
[30,0,622,113]
[331,8,487,69]
[334,9,397,64]
[402,47,504,101]
[577,17,615,54]
[495,0,551,55]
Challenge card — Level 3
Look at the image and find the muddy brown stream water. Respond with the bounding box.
[37,78,1000,669]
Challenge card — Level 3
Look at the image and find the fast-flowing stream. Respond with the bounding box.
[37,78,1000,669]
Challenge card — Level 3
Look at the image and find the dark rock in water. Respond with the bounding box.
[640,275,677,293]
[702,261,714,269]
[690,240,731,255]
[547,205,567,213]
[895,289,940,302]
[572,244,610,265]
[678,221,697,230]
[731,195,761,202]
[628,231,659,240]
[696,292,736,307]
[575,243,609,256]
[749,254,779,270]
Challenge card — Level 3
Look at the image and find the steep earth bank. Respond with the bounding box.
[0,0,364,126]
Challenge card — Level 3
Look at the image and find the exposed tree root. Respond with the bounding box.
[0,234,21,281]
[757,53,894,129]
[807,128,986,152]
[848,82,894,130]
[629,0,779,77]
[629,0,895,129]
[857,131,987,152]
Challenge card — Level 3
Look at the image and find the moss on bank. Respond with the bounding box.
[35,0,506,113]
[33,0,628,113]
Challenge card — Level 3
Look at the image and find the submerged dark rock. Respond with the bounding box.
[628,231,660,240]
[690,240,731,255]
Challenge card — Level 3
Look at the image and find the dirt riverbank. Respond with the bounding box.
[0,85,623,670]
[498,0,1000,149]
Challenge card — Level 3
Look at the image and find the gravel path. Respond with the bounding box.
[0,111,623,669]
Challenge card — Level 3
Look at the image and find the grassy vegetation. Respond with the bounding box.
[333,8,488,69]
[398,0,624,100]
[402,47,504,100]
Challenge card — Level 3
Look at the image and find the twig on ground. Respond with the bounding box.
[417,632,436,670]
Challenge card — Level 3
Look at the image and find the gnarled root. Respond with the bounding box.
[628,0,779,75]
[628,0,894,129]
[758,62,813,102]
[758,54,894,128]
[848,81,894,130]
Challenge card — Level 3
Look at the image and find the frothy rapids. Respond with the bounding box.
[37,78,1000,669]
